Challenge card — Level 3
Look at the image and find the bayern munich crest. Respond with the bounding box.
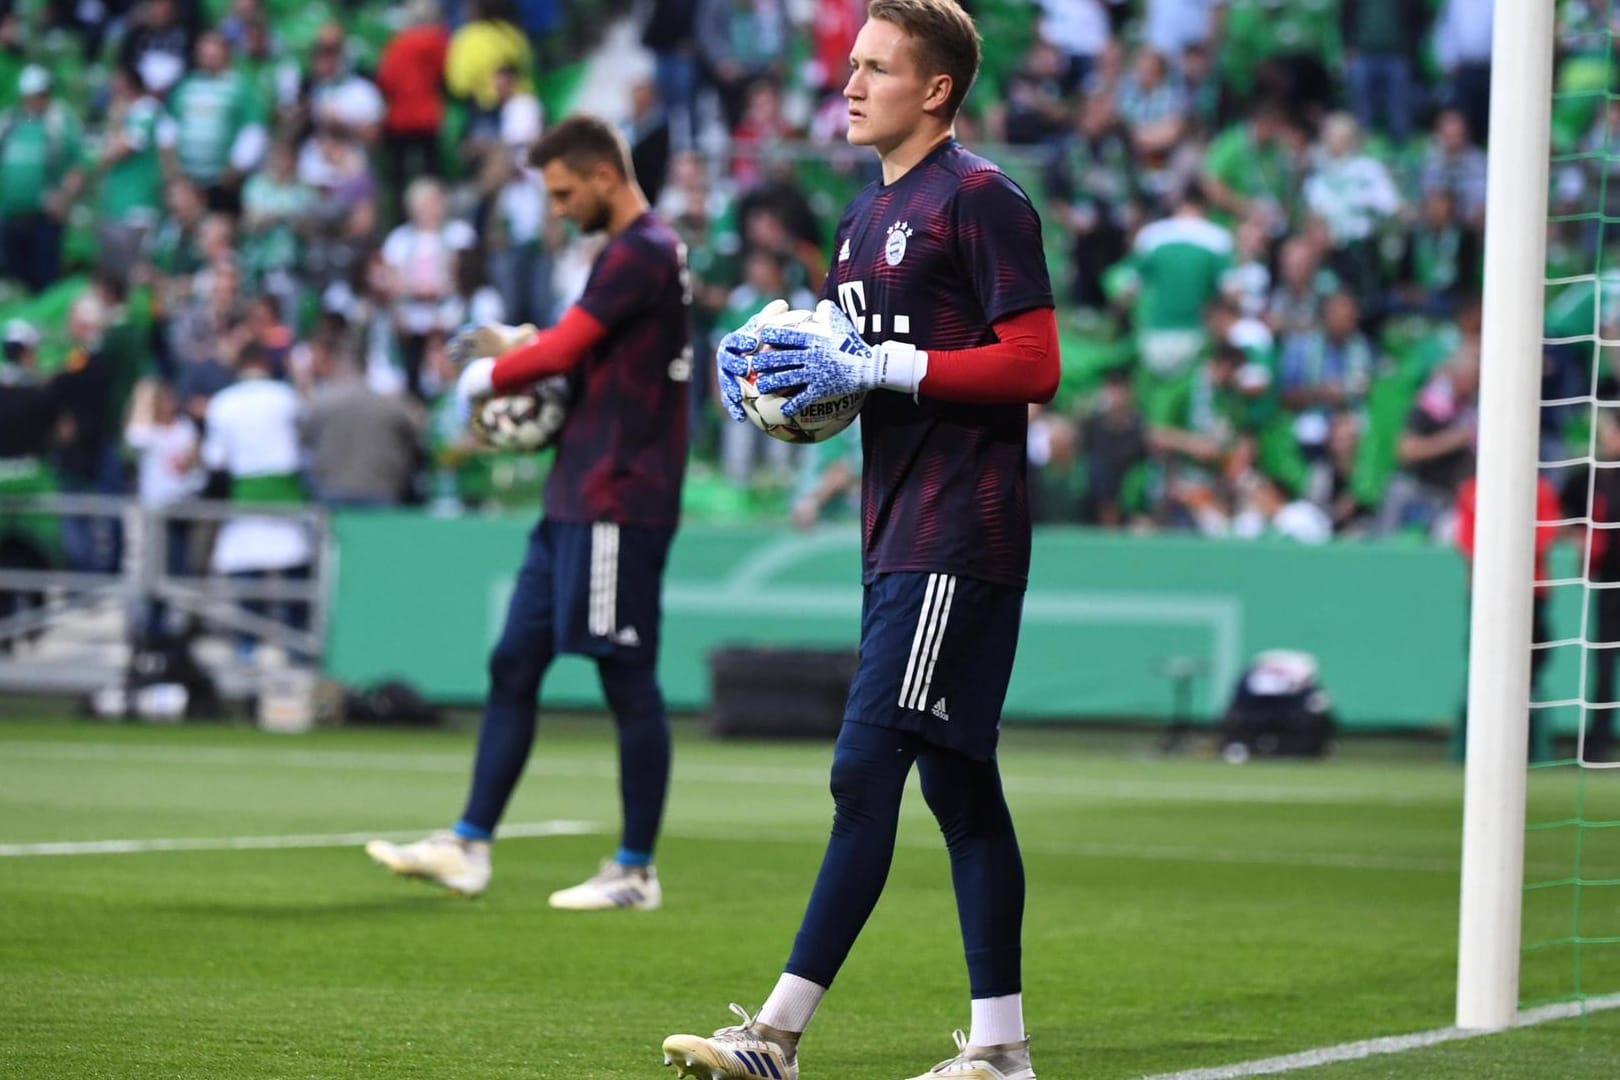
[885,221,913,266]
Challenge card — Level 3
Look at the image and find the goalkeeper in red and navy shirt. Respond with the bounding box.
[365,114,692,912]
[664,2,1058,1077]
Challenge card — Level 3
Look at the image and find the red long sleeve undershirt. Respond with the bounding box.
[491,303,1060,404]
[918,306,1059,405]
[490,305,609,394]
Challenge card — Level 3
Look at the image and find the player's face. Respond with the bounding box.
[540,160,613,234]
[843,18,950,153]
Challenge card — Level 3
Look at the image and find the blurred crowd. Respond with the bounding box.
[989,0,1505,544]
[0,0,1610,569]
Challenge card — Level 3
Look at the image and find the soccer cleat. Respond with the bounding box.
[898,1030,1036,1079]
[364,831,491,896]
[547,858,661,911]
[662,1003,799,1079]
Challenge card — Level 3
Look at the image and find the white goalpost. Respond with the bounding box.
[1455,0,1559,1031]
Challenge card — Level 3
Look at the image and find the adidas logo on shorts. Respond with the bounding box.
[931,698,950,722]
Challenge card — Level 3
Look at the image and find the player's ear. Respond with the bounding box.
[924,72,952,114]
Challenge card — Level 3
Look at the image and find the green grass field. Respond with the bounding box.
[3,714,1620,1079]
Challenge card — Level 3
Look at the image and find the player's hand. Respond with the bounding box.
[752,300,927,416]
[456,357,495,410]
[448,322,538,367]
[716,299,790,374]
[714,298,790,423]
[716,363,747,423]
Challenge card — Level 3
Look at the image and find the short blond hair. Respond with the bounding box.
[868,0,982,119]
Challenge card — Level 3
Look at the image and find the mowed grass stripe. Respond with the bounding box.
[0,739,1464,807]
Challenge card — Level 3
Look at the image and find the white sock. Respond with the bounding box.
[969,993,1025,1047]
[757,973,826,1034]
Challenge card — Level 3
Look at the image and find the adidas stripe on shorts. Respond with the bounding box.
[842,571,1024,760]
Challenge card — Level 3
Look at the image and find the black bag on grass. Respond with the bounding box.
[344,679,443,728]
[1219,650,1336,761]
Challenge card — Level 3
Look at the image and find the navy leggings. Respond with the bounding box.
[784,721,1025,998]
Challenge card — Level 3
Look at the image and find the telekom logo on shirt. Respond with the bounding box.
[836,281,912,340]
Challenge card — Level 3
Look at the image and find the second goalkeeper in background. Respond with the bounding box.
[365,113,694,909]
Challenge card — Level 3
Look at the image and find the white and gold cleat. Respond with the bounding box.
[548,858,661,911]
[898,1030,1036,1079]
[364,831,491,896]
[662,1003,799,1079]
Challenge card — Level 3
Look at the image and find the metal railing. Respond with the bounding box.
[0,494,332,696]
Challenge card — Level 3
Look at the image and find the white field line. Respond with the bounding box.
[1135,994,1620,1080]
[0,741,1455,807]
[0,817,1452,874]
[0,820,596,857]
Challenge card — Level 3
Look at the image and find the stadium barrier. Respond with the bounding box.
[324,511,1587,732]
[0,494,331,699]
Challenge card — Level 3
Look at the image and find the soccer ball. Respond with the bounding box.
[732,306,866,444]
[472,376,570,452]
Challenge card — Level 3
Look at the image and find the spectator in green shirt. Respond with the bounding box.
[1117,183,1233,394]
[93,68,174,277]
[239,140,313,321]
[1202,101,1301,235]
[0,66,84,294]
[168,31,267,213]
[1148,343,1275,531]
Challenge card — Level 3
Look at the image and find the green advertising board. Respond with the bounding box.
[326,513,1509,730]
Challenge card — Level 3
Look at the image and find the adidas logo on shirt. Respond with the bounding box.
[931,698,950,722]
[839,237,851,262]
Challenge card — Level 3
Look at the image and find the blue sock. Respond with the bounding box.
[453,821,493,842]
[599,658,671,860]
[784,722,919,988]
[918,746,1025,998]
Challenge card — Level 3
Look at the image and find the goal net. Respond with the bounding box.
[1518,0,1620,1016]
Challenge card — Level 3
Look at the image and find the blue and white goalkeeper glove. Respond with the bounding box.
[714,298,790,423]
[447,322,537,367]
[751,300,928,417]
[454,357,496,429]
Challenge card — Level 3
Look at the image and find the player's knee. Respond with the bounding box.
[598,661,666,731]
[487,636,548,703]
[920,759,1011,847]
[828,748,903,829]
[918,767,969,843]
